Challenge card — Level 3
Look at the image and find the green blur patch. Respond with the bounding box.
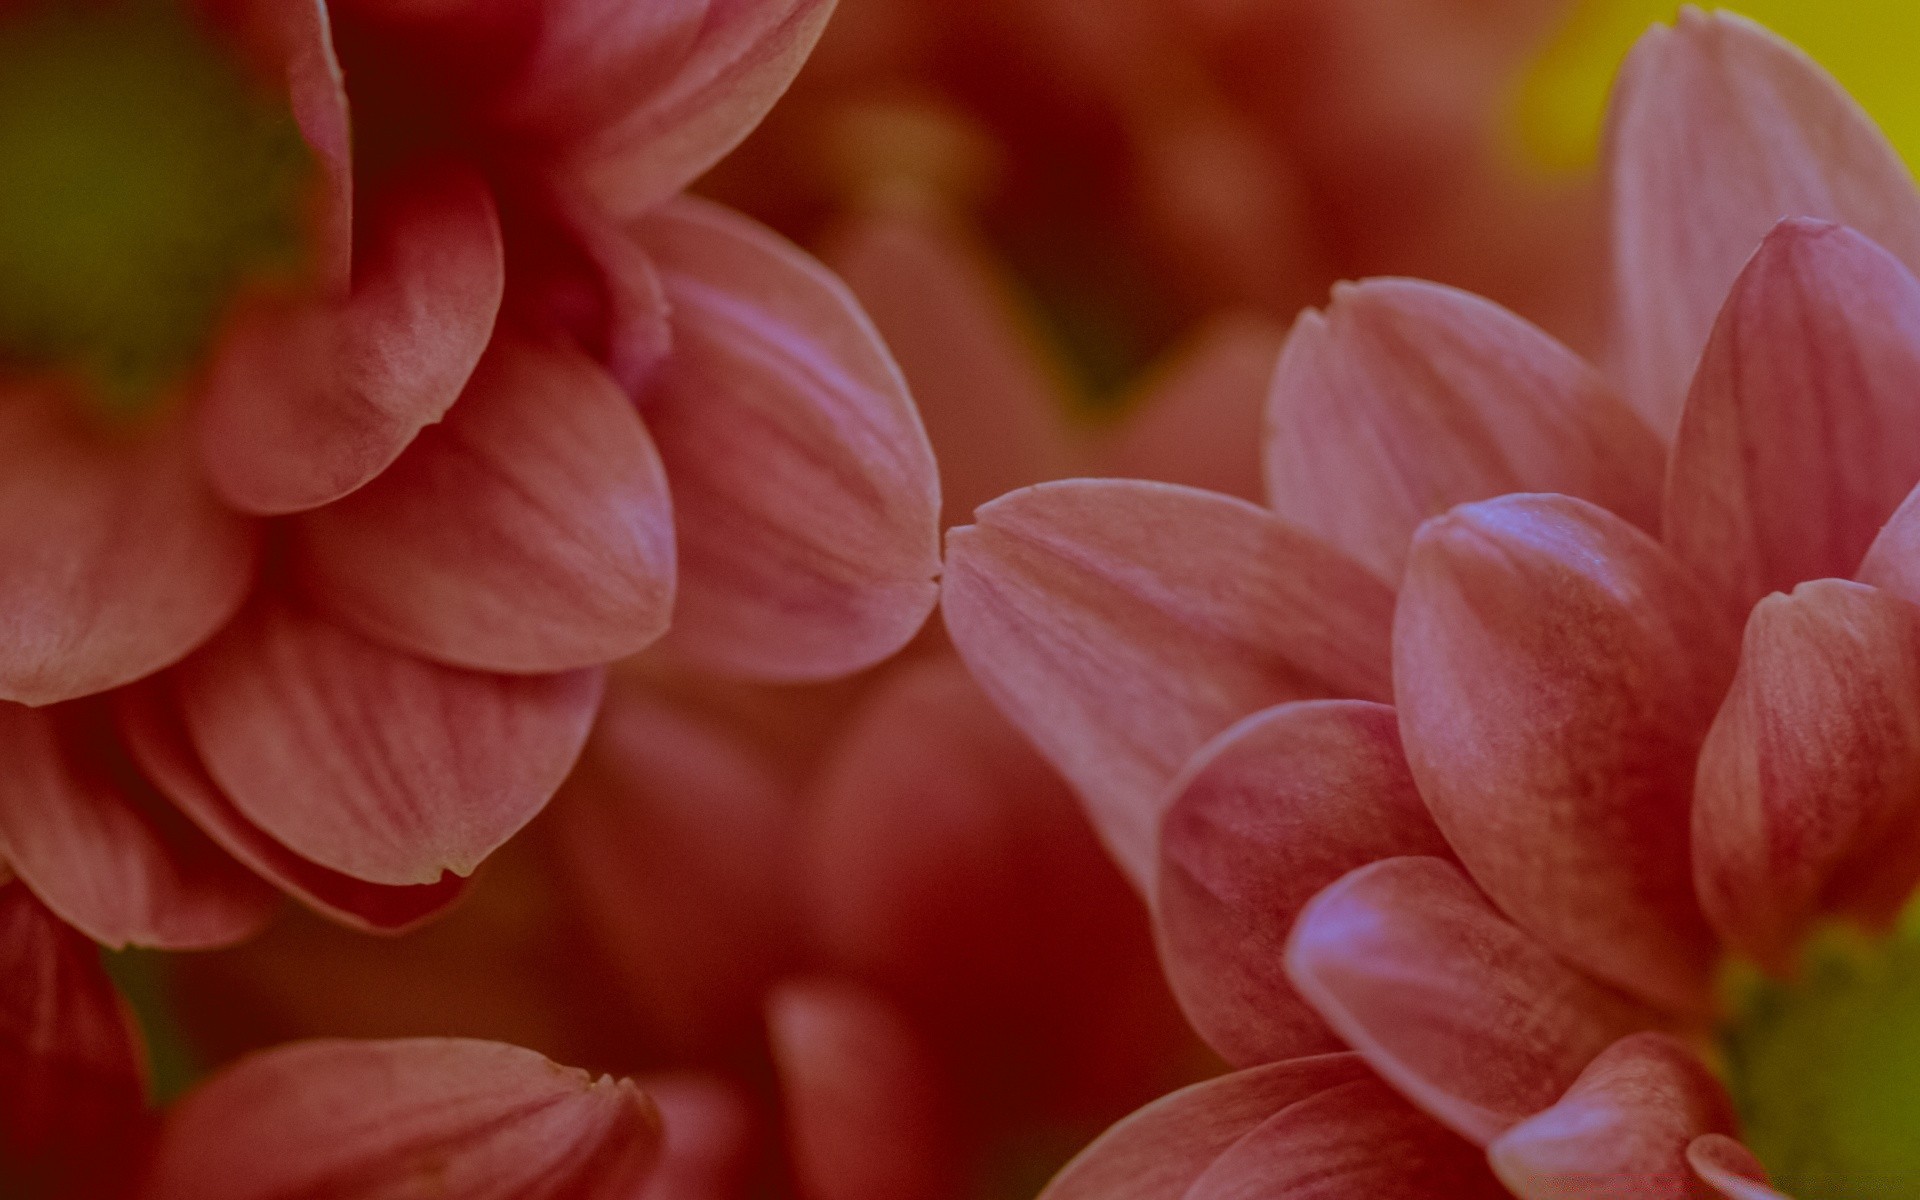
[0,0,312,410]
[1721,919,1920,1198]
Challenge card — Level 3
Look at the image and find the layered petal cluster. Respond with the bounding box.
[0,0,942,950]
[944,11,1920,1195]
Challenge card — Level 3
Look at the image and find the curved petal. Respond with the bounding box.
[175,600,601,886]
[1265,279,1663,583]
[634,197,941,680]
[0,399,255,707]
[1155,700,1453,1068]
[1858,481,1920,600]
[1688,1136,1792,1200]
[943,479,1395,889]
[1286,857,1653,1147]
[634,1074,756,1200]
[1395,494,1736,1013]
[1693,580,1920,971]
[1489,1033,1738,1200]
[1664,220,1920,621]
[299,333,676,674]
[117,681,468,933]
[140,1038,662,1200]
[491,0,709,138]
[198,163,505,515]
[1604,9,1920,437]
[0,700,275,950]
[1039,1055,1373,1200]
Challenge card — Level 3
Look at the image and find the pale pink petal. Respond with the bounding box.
[492,0,710,137]
[0,399,255,707]
[298,333,676,674]
[1265,279,1663,583]
[823,204,1079,527]
[1040,1055,1372,1200]
[0,700,275,950]
[198,164,505,515]
[1395,494,1736,1013]
[767,979,960,1200]
[1286,857,1653,1147]
[568,0,835,217]
[1665,220,1920,620]
[140,1038,662,1200]
[637,1074,758,1200]
[634,197,941,680]
[943,479,1395,889]
[175,600,601,886]
[1183,1077,1508,1200]
[1604,10,1920,437]
[1858,481,1920,600]
[116,680,467,933]
[1694,579,1920,970]
[0,884,147,1195]
[1688,1136,1792,1200]
[1155,700,1453,1068]
[1489,1033,1738,1199]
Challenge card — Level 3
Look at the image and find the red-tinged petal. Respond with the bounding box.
[1183,1077,1508,1200]
[568,0,835,217]
[0,885,147,1195]
[1665,220,1920,620]
[0,701,275,950]
[1688,1136,1792,1200]
[1097,312,1286,505]
[117,680,466,933]
[1489,1033,1738,1200]
[1265,279,1663,583]
[140,1038,662,1200]
[492,0,709,137]
[1395,493,1736,1013]
[175,600,600,886]
[1693,580,1920,970]
[1286,857,1653,1147]
[0,399,255,707]
[1604,10,1920,437]
[943,479,1395,889]
[1155,700,1453,1068]
[823,204,1079,528]
[1858,482,1920,600]
[198,164,505,515]
[637,1074,757,1200]
[635,198,941,680]
[767,979,960,1200]
[299,333,675,674]
[1039,1055,1373,1200]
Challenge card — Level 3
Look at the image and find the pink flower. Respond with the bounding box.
[0,0,942,949]
[945,11,1920,1195]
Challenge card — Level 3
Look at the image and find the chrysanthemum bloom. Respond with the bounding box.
[0,0,941,950]
[945,11,1920,1195]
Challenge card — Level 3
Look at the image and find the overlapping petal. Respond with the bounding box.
[1688,1136,1792,1200]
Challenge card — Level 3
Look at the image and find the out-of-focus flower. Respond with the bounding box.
[0,0,942,952]
[944,11,1920,1194]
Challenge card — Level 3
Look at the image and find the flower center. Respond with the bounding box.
[1720,920,1920,1198]
[0,0,311,410]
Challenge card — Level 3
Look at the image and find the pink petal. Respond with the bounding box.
[1858,481,1920,600]
[568,0,835,217]
[1286,857,1653,1147]
[1688,1136,1792,1200]
[1265,279,1663,583]
[767,979,960,1200]
[637,1074,757,1200]
[198,164,505,515]
[0,399,255,707]
[1489,1033,1738,1199]
[634,198,941,681]
[0,884,147,1195]
[140,1038,662,1200]
[943,479,1395,889]
[116,680,467,933]
[1665,220,1920,620]
[491,0,710,137]
[1394,494,1736,1013]
[174,599,601,886]
[1693,579,1920,970]
[298,332,676,674]
[0,700,276,950]
[1040,1054,1373,1200]
[1155,700,1453,1068]
[1604,9,1920,437]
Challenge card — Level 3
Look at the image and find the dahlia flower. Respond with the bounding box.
[0,0,941,949]
[944,11,1920,1195]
